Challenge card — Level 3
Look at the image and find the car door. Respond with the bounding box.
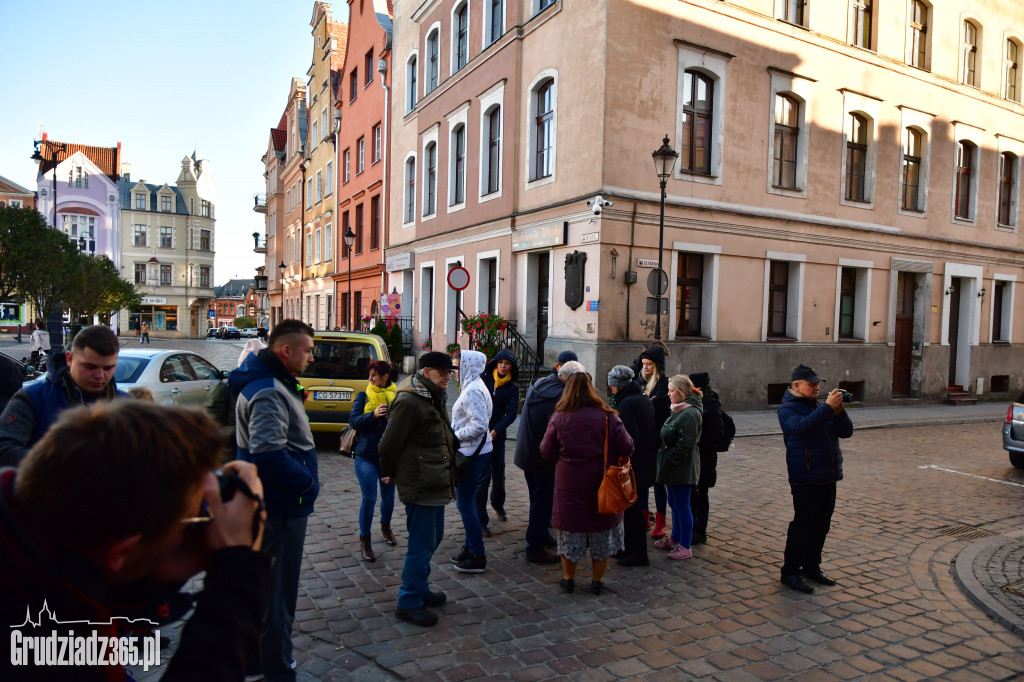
[185,353,223,403]
[158,354,202,405]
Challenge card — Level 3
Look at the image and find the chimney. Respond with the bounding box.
[121,162,131,182]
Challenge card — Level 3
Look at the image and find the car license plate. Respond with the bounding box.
[314,391,351,401]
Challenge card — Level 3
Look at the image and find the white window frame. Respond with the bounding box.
[840,91,880,209]
[995,134,1023,231]
[325,160,333,196]
[450,1,470,75]
[421,125,440,221]
[419,262,436,334]
[533,0,556,16]
[906,0,932,71]
[373,124,382,164]
[990,275,1016,343]
[476,249,501,315]
[311,120,319,151]
[425,24,441,95]
[9,199,23,208]
[344,149,351,184]
[305,232,312,266]
[959,16,983,88]
[676,43,730,186]
[526,68,558,190]
[761,251,806,342]
[447,103,470,211]
[766,71,812,198]
[315,170,323,204]
[485,0,504,46]
[406,51,419,113]
[403,152,417,227]
[314,227,322,264]
[897,106,934,218]
[669,241,721,340]
[325,222,333,262]
[1004,35,1023,102]
[478,81,505,201]
[775,0,809,28]
[833,259,873,341]
[951,122,983,225]
[357,138,365,175]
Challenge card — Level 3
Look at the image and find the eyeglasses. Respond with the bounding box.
[181,499,214,526]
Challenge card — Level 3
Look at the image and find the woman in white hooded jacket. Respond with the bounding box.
[449,349,492,573]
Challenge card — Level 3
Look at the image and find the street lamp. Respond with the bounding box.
[344,227,356,330]
[278,261,285,325]
[31,139,67,229]
[651,135,678,341]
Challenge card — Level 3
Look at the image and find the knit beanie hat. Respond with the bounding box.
[607,365,635,387]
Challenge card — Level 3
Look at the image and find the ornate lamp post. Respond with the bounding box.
[651,135,678,341]
[344,227,356,330]
[30,139,68,348]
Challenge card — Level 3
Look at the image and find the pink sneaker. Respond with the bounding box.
[653,537,676,550]
[667,546,693,561]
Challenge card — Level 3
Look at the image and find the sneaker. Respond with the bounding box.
[653,537,676,551]
[667,546,693,561]
[450,546,469,564]
[454,554,486,573]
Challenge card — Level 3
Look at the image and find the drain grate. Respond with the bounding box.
[937,524,994,541]
[1005,580,1024,598]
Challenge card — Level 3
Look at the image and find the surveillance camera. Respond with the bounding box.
[587,194,613,216]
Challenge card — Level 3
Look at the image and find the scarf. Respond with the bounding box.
[669,401,693,414]
[363,382,397,413]
[492,369,512,392]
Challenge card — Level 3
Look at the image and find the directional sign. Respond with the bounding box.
[447,265,470,291]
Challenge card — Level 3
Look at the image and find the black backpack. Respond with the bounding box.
[717,410,736,452]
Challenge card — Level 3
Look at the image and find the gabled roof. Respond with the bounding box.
[117,180,188,214]
[271,128,287,153]
[36,139,120,183]
[0,175,33,196]
[329,21,348,73]
[217,279,255,299]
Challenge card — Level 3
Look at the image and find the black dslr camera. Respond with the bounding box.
[214,470,264,545]
[838,390,854,403]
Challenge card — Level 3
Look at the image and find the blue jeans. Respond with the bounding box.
[665,484,693,549]
[398,503,445,610]
[354,456,395,536]
[523,472,555,554]
[259,515,307,681]
[475,437,507,527]
[455,451,489,556]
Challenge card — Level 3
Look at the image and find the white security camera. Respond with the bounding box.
[587,194,613,216]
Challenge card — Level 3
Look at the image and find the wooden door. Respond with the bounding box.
[892,272,913,396]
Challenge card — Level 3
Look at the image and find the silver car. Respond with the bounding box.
[115,349,227,405]
[1000,390,1024,469]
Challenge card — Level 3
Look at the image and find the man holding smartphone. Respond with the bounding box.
[777,364,853,594]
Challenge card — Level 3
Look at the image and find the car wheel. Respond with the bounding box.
[1010,451,1024,469]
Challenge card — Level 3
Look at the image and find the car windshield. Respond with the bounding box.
[115,357,150,384]
[302,341,378,380]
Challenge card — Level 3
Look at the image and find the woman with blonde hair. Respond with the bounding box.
[655,374,702,560]
[540,371,633,595]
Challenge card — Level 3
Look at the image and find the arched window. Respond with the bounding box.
[680,70,713,175]
[484,106,501,195]
[407,55,418,112]
[846,113,868,201]
[901,128,923,211]
[909,1,929,69]
[772,94,799,189]
[453,2,468,72]
[961,21,979,86]
[426,30,440,93]
[955,140,975,219]
[404,156,416,223]
[424,143,437,216]
[1006,39,1021,102]
[534,80,554,180]
[450,124,466,205]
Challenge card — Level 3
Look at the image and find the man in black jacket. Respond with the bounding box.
[689,372,725,545]
[477,349,520,535]
[607,365,657,567]
[0,399,270,680]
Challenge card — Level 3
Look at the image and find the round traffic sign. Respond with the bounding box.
[447,266,470,291]
[646,268,668,296]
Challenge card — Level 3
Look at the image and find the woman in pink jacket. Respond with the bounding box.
[540,371,634,595]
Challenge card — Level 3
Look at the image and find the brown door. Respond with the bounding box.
[536,253,550,359]
[947,278,961,387]
[892,272,913,396]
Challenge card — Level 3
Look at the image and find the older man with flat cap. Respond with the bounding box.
[777,364,853,594]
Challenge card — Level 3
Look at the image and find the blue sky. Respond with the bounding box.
[0,0,348,282]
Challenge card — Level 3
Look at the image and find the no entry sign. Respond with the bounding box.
[447,265,470,291]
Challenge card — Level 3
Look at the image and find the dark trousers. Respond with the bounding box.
[653,482,667,515]
[523,471,554,554]
[398,503,445,610]
[621,487,650,561]
[782,482,837,577]
[259,515,308,682]
[691,485,710,537]
[475,436,507,527]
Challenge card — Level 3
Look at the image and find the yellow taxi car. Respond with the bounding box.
[299,331,391,433]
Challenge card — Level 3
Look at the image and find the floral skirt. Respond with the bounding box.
[555,523,624,563]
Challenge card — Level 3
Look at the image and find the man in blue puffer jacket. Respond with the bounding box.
[231,319,318,681]
[777,364,853,595]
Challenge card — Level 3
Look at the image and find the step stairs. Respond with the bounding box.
[945,384,978,406]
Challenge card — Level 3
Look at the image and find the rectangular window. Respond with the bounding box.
[365,50,374,85]
[355,204,364,254]
[850,0,871,49]
[455,4,468,72]
[342,211,350,258]
[199,266,210,287]
[134,225,146,247]
[846,114,868,202]
[427,33,439,92]
[311,120,318,150]
[373,125,382,163]
[534,82,554,180]
[405,158,416,223]
[314,228,322,263]
[161,196,172,212]
[962,21,978,87]
[305,233,312,266]
[357,138,365,174]
[159,226,172,248]
[135,193,146,209]
[768,261,789,337]
[675,253,704,337]
[993,281,1009,342]
[999,153,1017,226]
[955,141,974,219]
[201,200,210,217]
[781,0,804,25]
[344,150,351,183]
[370,195,380,250]
[838,267,857,338]
[452,126,466,205]
[489,0,503,45]
[325,222,333,262]
[680,70,713,175]
[486,108,501,194]
[160,264,172,286]
[910,1,928,69]
[425,144,437,215]
[1007,40,1020,102]
[200,229,211,250]
[408,56,418,111]
[325,161,333,196]
[350,68,358,101]
[306,179,313,209]
[316,170,323,204]
[901,128,923,211]
[773,95,799,189]
[134,264,146,285]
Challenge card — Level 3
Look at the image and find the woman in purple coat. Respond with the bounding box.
[540,371,634,595]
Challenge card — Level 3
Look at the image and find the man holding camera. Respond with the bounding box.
[0,400,270,680]
[231,319,318,680]
[777,364,853,594]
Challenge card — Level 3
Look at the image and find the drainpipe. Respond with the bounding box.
[379,53,390,303]
[626,202,637,341]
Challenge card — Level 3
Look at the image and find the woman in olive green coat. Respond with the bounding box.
[655,375,703,560]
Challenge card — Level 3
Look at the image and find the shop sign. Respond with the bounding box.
[512,223,566,252]
[386,252,414,271]
[580,232,599,244]
[141,297,167,305]
[636,258,659,268]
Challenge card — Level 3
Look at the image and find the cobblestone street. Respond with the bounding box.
[289,421,1022,680]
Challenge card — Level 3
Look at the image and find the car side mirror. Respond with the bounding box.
[220,370,230,380]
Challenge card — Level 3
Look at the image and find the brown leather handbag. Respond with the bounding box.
[597,415,637,514]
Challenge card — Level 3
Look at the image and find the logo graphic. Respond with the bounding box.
[10,601,163,671]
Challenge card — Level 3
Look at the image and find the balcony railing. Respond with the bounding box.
[253,194,267,213]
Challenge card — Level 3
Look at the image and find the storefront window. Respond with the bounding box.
[130,305,178,332]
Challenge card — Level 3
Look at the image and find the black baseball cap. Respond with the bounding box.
[791,364,823,383]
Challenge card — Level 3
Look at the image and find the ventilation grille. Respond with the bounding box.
[937,525,994,541]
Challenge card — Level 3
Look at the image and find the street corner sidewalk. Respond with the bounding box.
[954,528,1024,639]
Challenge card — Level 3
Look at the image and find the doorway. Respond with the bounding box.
[892,272,914,397]
[947,278,961,388]
[536,252,550,359]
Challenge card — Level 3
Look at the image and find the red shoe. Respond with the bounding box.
[643,510,652,531]
[651,513,667,539]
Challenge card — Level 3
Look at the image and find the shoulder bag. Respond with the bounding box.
[339,425,357,457]
[597,415,638,514]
